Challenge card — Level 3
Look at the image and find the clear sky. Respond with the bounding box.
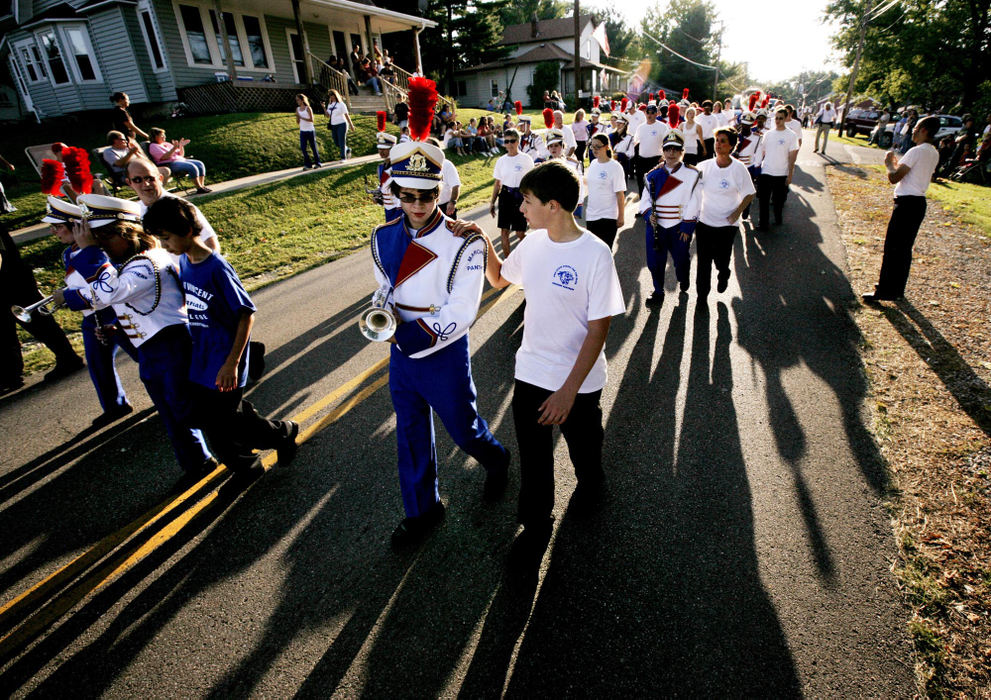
[586,0,842,84]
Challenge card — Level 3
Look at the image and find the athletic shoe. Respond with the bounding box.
[717,278,728,293]
[645,292,663,308]
[277,421,300,465]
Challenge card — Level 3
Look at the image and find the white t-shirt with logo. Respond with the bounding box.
[696,157,757,227]
[696,113,718,139]
[584,158,627,221]
[635,120,670,158]
[500,229,625,393]
[492,152,534,188]
[760,127,799,176]
[894,142,939,197]
[786,118,803,142]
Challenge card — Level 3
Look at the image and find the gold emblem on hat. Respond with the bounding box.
[408,152,427,173]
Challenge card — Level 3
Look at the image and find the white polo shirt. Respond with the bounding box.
[635,120,670,158]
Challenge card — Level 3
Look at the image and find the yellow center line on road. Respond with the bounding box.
[0,283,519,662]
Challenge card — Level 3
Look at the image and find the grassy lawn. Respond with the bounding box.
[927,178,991,238]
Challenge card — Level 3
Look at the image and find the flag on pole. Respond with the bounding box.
[591,21,610,57]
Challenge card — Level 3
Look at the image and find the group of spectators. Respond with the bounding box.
[326,41,398,97]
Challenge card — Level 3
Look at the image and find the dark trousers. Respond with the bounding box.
[188,382,291,470]
[683,152,700,166]
[329,122,348,160]
[299,131,321,167]
[646,222,691,293]
[575,141,587,163]
[757,174,788,227]
[0,279,79,384]
[586,218,618,250]
[636,155,660,195]
[702,138,715,160]
[513,379,604,526]
[875,195,926,298]
[82,311,137,411]
[695,222,738,295]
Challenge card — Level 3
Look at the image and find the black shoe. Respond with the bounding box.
[680,280,689,293]
[277,421,299,465]
[91,403,133,428]
[175,457,219,489]
[861,292,898,304]
[44,356,85,382]
[645,292,663,308]
[195,186,213,194]
[391,501,446,548]
[717,278,728,293]
[483,462,509,501]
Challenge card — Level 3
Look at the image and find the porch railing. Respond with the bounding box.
[388,63,457,114]
[307,53,351,109]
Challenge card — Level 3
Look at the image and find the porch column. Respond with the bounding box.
[364,15,373,58]
[291,0,313,84]
[412,26,423,75]
[213,0,238,80]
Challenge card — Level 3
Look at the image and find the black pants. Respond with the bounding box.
[188,382,291,470]
[702,138,714,160]
[875,195,926,298]
[636,154,660,195]
[575,141,587,163]
[757,174,788,227]
[695,222,738,295]
[683,152,700,166]
[512,380,604,526]
[586,218,618,250]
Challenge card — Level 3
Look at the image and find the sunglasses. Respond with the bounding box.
[397,192,438,204]
[128,175,158,184]
[504,139,518,144]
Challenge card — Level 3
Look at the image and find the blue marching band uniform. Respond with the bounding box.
[375,130,401,222]
[42,196,138,421]
[63,195,214,474]
[639,149,701,295]
[370,140,509,525]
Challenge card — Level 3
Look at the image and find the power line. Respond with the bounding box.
[641,31,718,71]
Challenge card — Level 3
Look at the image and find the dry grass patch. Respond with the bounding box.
[827,164,991,697]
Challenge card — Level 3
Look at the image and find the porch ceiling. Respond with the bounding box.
[227,0,435,35]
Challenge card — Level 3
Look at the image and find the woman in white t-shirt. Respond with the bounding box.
[694,127,756,297]
[295,94,322,169]
[679,107,706,165]
[322,89,355,162]
[583,133,627,249]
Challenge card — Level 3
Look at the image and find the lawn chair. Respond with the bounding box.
[950,157,990,184]
[92,146,126,195]
[25,143,112,198]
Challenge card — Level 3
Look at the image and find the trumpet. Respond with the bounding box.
[358,305,397,342]
[11,294,62,323]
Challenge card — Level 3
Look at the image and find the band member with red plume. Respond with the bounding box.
[633,101,669,193]
[369,77,510,548]
[322,88,355,162]
[517,114,546,161]
[373,111,400,220]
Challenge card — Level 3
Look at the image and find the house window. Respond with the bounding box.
[179,4,212,64]
[454,80,467,97]
[16,42,46,82]
[62,26,100,82]
[139,3,166,71]
[37,29,70,85]
[242,16,267,69]
[210,10,244,67]
[490,80,498,97]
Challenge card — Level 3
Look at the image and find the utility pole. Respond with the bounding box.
[838,0,873,137]
[574,0,581,106]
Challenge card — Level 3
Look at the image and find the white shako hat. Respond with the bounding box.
[388,141,445,190]
[41,195,83,224]
[377,132,398,150]
[76,194,143,228]
[612,112,628,124]
[544,128,566,146]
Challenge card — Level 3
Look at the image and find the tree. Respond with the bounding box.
[499,0,570,26]
[420,0,511,95]
[639,0,721,100]
[527,61,561,108]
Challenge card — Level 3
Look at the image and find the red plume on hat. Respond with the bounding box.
[620,97,629,112]
[514,100,523,116]
[682,88,689,101]
[638,103,646,112]
[63,146,94,194]
[40,159,64,196]
[658,90,666,102]
[542,107,554,129]
[592,95,600,108]
[667,103,680,127]
[610,100,617,111]
[748,93,759,111]
[376,111,387,133]
[648,92,654,102]
[761,94,770,108]
[407,77,438,141]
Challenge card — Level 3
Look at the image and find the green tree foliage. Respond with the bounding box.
[639,0,722,100]
[527,61,562,108]
[590,7,641,63]
[499,0,570,26]
[421,0,511,94]
[764,70,841,108]
[825,0,991,114]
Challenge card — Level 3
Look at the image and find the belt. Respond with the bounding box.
[396,302,440,314]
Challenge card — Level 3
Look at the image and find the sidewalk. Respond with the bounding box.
[11,153,381,246]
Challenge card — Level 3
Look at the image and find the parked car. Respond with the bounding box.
[844,108,881,137]
[882,114,964,148]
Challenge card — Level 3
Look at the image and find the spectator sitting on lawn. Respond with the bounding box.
[103,131,169,189]
[464,118,480,153]
[147,127,211,194]
[444,122,464,156]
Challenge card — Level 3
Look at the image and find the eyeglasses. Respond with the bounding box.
[398,192,438,203]
[128,175,158,184]
[504,139,518,144]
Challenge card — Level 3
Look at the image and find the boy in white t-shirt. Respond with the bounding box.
[489,129,535,253]
[863,115,941,303]
[468,161,625,549]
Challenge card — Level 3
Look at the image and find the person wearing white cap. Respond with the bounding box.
[55,194,216,479]
[732,112,765,222]
[42,195,137,427]
[517,116,547,162]
[368,78,510,547]
[638,131,701,306]
[373,128,400,221]
[608,114,634,181]
[545,128,584,216]
[490,128,535,253]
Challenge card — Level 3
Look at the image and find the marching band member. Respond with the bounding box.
[373,117,400,221]
[544,128,584,217]
[756,107,799,232]
[55,194,216,478]
[733,112,765,222]
[370,78,510,547]
[490,128,535,254]
[43,196,137,427]
[638,131,701,307]
[634,102,669,194]
[609,113,635,181]
[518,115,546,162]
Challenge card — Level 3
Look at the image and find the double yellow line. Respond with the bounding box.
[0,284,517,666]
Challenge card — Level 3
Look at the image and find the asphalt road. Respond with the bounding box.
[0,133,912,697]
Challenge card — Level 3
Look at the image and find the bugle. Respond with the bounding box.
[358,305,397,342]
[11,294,61,323]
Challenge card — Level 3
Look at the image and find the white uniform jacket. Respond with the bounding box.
[735,131,765,168]
[520,130,547,161]
[64,247,186,347]
[371,208,487,359]
[638,162,702,235]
